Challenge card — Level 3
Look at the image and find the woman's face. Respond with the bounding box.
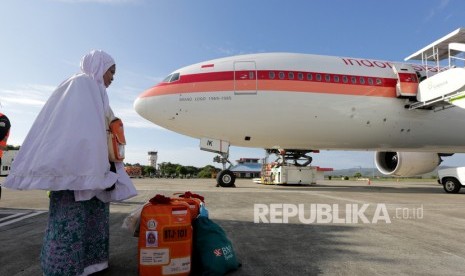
[103,64,116,88]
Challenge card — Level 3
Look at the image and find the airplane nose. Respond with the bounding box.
[133,96,148,120]
[134,85,180,129]
[134,86,173,127]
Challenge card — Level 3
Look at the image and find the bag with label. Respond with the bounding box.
[108,118,126,162]
[192,216,241,275]
[139,194,193,276]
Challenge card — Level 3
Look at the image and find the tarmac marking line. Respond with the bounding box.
[441,251,465,261]
[0,211,47,228]
[307,192,368,204]
[0,212,26,222]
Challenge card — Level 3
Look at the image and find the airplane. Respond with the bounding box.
[134,28,465,187]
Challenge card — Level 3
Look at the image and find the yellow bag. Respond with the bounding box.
[108,118,126,162]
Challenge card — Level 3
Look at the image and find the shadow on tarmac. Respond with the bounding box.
[207,219,392,275]
[0,210,391,276]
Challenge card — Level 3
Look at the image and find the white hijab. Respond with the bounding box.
[4,50,137,202]
[80,50,115,123]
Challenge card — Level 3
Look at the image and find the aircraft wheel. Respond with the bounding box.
[443,178,461,193]
[217,170,236,187]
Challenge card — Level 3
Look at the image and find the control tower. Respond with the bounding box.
[148,151,158,169]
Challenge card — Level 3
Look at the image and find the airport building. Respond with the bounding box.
[230,158,262,178]
[0,150,18,176]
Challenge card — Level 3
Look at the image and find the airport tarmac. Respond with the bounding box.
[1,177,465,275]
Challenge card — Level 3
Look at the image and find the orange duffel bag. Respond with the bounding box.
[173,191,205,221]
[138,194,192,276]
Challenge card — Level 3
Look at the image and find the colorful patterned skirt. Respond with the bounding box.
[40,190,109,276]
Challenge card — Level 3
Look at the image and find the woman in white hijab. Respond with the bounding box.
[4,50,137,275]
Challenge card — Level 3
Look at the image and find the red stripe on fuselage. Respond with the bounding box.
[139,70,398,98]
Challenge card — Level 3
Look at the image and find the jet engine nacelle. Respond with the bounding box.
[375,151,441,177]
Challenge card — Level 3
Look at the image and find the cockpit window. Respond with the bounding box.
[162,72,180,83]
[170,73,180,82]
[162,74,172,82]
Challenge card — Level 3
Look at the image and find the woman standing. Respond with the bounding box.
[4,50,137,275]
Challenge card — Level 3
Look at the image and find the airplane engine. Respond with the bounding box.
[374,151,441,177]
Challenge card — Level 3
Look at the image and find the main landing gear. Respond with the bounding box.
[200,137,315,187]
[266,149,314,167]
[211,147,315,187]
[261,149,316,185]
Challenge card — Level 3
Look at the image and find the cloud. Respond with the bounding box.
[424,0,450,22]
[443,13,453,22]
[439,0,450,9]
[202,43,248,57]
[120,69,164,84]
[114,106,166,129]
[2,97,45,106]
[0,84,54,107]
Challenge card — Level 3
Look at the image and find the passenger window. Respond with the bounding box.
[368,78,374,85]
[351,76,357,84]
[334,76,340,82]
[359,77,365,84]
[343,76,348,83]
[269,71,275,79]
[376,78,382,85]
[325,74,331,82]
[298,72,304,80]
[249,71,255,79]
[316,74,322,81]
[279,72,285,79]
[288,72,294,79]
[306,73,313,81]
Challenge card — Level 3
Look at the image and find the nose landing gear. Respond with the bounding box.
[199,138,236,187]
[213,153,236,188]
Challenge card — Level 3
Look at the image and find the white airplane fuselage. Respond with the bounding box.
[134,53,465,153]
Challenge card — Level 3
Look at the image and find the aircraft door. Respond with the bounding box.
[393,64,419,97]
[234,61,257,95]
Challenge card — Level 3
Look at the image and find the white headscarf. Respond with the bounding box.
[4,50,137,202]
[80,49,115,85]
[80,50,116,123]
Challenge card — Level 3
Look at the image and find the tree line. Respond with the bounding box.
[125,162,219,178]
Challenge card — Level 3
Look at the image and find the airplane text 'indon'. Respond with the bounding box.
[342,58,438,72]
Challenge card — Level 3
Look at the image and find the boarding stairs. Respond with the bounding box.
[400,28,465,111]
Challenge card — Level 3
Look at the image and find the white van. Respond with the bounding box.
[437,167,465,193]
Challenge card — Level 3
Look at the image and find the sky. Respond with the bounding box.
[1,0,465,170]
